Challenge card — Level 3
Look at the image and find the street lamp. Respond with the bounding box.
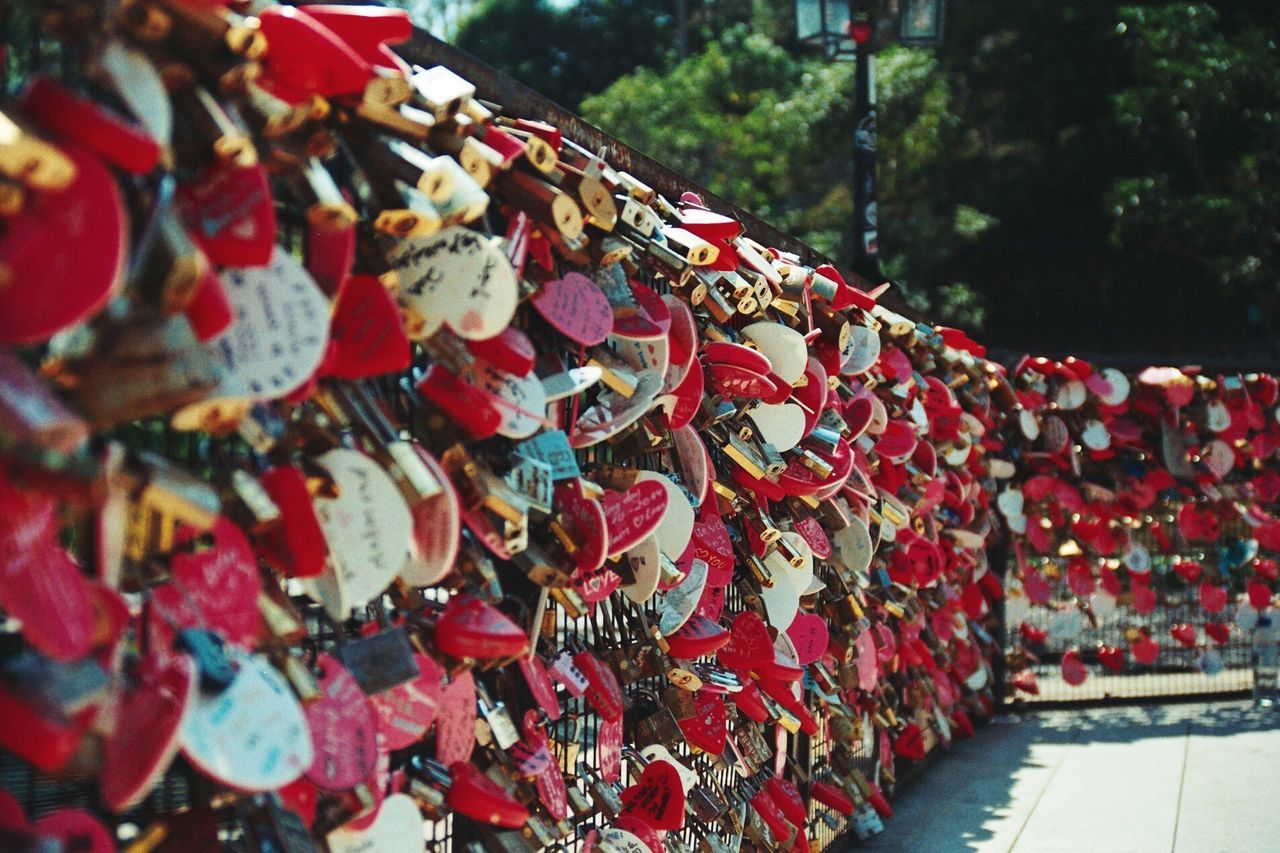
[795,0,946,279]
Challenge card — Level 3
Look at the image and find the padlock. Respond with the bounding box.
[631,689,683,749]
[477,683,521,751]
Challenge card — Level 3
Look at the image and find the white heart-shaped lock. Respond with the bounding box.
[636,471,694,560]
[1090,590,1117,620]
[1202,439,1235,478]
[841,324,881,376]
[996,488,1024,519]
[390,226,518,340]
[180,651,313,791]
[741,322,807,385]
[1099,367,1130,405]
[658,558,709,635]
[327,794,426,853]
[1056,379,1087,410]
[304,449,413,619]
[465,360,547,439]
[621,535,662,604]
[1081,419,1111,450]
[831,517,874,575]
[100,44,173,146]
[541,366,603,402]
[216,248,331,400]
[1019,409,1040,441]
[1048,607,1085,642]
[1206,401,1231,433]
[747,402,806,452]
[608,333,670,378]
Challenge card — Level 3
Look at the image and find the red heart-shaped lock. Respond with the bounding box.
[666,614,731,660]
[678,691,727,755]
[1022,570,1053,605]
[1097,645,1126,673]
[601,480,669,555]
[1174,560,1203,584]
[553,480,609,572]
[1205,622,1231,645]
[100,652,198,812]
[257,465,328,578]
[894,723,927,761]
[302,5,412,70]
[1060,649,1088,685]
[810,780,854,816]
[730,678,770,723]
[692,513,734,587]
[951,709,977,739]
[1019,622,1047,645]
[465,326,536,378]
[1067,559,1096,598]
[369,652,442,751]
[0,143,125,345]
[21,75,161,175]
[706,361,779,399]
[518,655,561,722]
[1131,582,1157,614]
[325,275,410,379]
[32,809,114,853]
[764,776,807,827]
[435,595,528,660]
[1099,565,1123,597]
[150,518,261,650]
[621,758,685,831]
[531,272,614,346]
[748,787,794,845]
[793,516,832,560]
[1131,633,1160,665]
[306,220,355,295]
[1178,503,1220,543]
[1199,582,1228,614]
[573,648,624,722]
[1247,580,1273,610]
[177,159,276,268]
[416,364,503,438]
[435,671,476,766]
[304,654,379,791]
[573,563,623,604]
[718,611,775,672]
[786,613,829,666]
[1170,623,1197,648]
[257,5,372,102]
[447,761,531,828]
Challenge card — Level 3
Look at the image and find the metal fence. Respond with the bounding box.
[1003,509,1261,705]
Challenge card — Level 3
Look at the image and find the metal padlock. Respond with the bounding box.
[632,690,682,749]
[477,684,521,750]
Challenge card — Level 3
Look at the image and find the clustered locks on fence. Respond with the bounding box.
[0,2,1276,852]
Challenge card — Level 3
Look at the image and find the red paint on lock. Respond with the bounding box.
[621,759,685,831]
[326,274,411,379]
[447,761,531,828]
[20,76,162,174]
[573,648,624,722]
[435,595,529,660]
[177,159,276,269]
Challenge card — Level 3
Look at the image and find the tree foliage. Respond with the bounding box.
[447,0,1280,356]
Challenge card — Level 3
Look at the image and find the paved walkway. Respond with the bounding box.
[858,701,1280,852]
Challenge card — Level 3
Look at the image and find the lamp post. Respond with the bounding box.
[796,0,946,281]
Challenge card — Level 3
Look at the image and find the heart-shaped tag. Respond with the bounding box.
[463,359,547,440]
[327,793,424,853]
[0,488,95,662]
[0,144,125,345]
[658,558,709,635]
[554,480,609,572]
[518,655,561,722]
[251,464,328,579]
[32,809,114,853]
[435,594,529,660]
[216,248,331,400]
[531,272,614,345]
[435,670,477,765]
[1199,582,1228,614]
[665,357,705,430]
[1247,580,1273,610]
[692,513,734,587]
[180,652,313,791]
[1205,622,1231,645]
[602,480,669,555]
[369,652,442,750]
[741,322,807,386]
[598,713,623,783]
[304,654,379,791]
[304,449,412,620]
[326,275,410,379]
[570,371,663,448]
[390,227,518,340]
[1131,582,1157,614]
[678,690,727,755]
[401,448,461,587]
[718,611,775,672]
[574,563,624,604]
[177,159,276,268]
[306,220,356,295]
[150,518,261,650]
[1178,503,1221,543]
[786,613,829,666]
[620,758,686,831]
[100,653,197,812]
[1021,570,1052,605]
[748,402,806,452]
[1060,649,1088,685]
[1171,623,1198,647]
[621,535,662,604]
[792,516,831,560]
[1097,645,1126,672]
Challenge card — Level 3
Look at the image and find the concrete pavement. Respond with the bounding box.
[856,701,1280,852]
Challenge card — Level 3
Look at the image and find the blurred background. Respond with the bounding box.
[390,0,1279,363]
